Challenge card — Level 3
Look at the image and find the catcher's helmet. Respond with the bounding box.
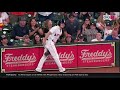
[57,19,65,26]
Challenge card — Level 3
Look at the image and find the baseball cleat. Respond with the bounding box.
[59,68,67,73]
[35,68,42,73]
[60,70,67,73]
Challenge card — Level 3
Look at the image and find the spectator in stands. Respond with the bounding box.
[83,22,98,42]
[91,33,104,41]
[112,20,119,30]
[22,35,32,46]
[113,19,119,26]
[74,34,84,42]
[25,12,37,23]
[109,12,119,20]
[11,16,29,40]
[72,12,79,20]
[61,12,69,21]
[65,34,72,44]
[33,34,41,45]
[114,26,120,32]
[64,13,80,42]
[88,12,94,18]
[81,18,91,33]
[105,30,119,40]
[0,12,10,30]
[0,35,10,46]
[79,12,91,21]
[96,12,106,33]
[60,38,66,44]
[80,18,91,41]
[43,19,53,36]
[77,34,84,42]
[59,31,66,44]
[9,12,27,25]
[29,18,43,40]
[37,12,54,22]
[93,12,100,19]
[103,21,113,40]
[111,20,120,38]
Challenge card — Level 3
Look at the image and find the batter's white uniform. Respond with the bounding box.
[36,26,65,72]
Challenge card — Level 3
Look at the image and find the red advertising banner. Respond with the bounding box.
[1,47,42,72]
[42,45,77,69]
[1,45,77,73]
[1,42,115,73]
[77,43,115,67]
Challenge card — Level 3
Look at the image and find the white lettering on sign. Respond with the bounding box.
[3,53,37,64]
[46,51,75,62]
[79,49,112,60]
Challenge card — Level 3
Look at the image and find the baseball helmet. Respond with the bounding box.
[57,19,65,26]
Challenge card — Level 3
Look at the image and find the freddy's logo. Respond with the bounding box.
[79,49,112,60]
[3,53,37,64]
[46,51,75,62]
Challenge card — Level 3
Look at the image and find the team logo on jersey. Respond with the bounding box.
[54,34,60,36]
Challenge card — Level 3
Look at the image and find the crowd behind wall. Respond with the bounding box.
[0,12,120,47]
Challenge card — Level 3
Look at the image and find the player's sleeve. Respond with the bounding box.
[49,27,56,34]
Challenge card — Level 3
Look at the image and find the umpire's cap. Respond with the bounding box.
[57,19,65,26]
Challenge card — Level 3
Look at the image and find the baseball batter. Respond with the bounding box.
[35,19,66,73]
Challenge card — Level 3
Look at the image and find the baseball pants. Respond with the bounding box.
[36,40,65,72]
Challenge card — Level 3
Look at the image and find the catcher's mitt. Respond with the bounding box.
[44,50,50,56]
